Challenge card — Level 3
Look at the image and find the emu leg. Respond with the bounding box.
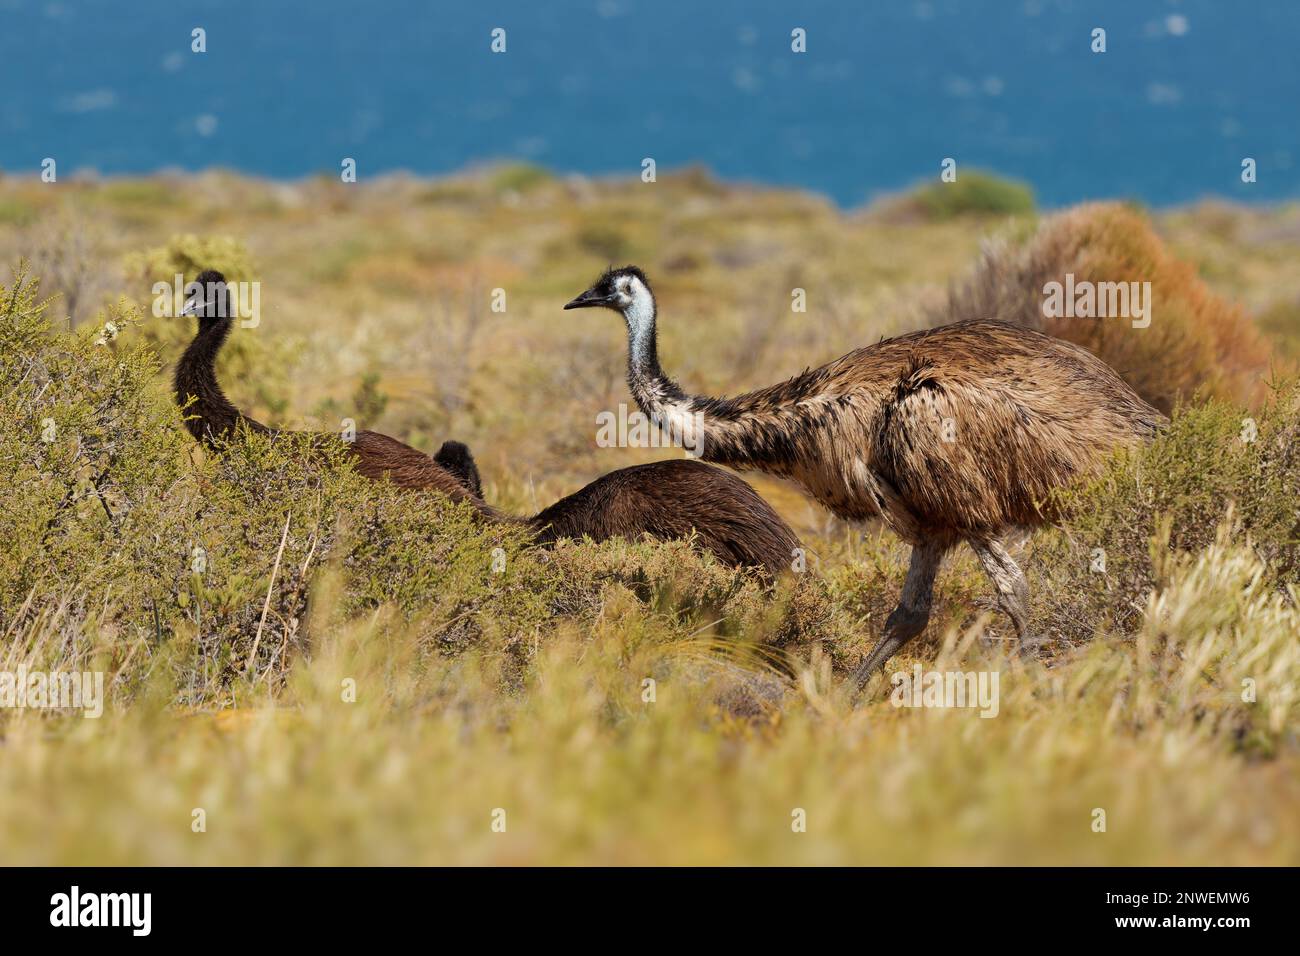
[970,537,1040,655]
[850,541,945,691]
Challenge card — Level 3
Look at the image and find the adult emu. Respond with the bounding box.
[174,270,479,503]
[565,266,1166,686]
[433,441,800,578]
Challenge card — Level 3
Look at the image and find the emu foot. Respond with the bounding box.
[847,646,893,698]
[848,607,930,699]
[847,639,901,699]
[1016,633,1050,659]
[970,597,1001,646]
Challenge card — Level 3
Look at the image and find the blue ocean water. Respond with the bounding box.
[1,0,1295,207]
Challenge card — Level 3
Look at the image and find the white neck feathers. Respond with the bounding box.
[624,278,656,370]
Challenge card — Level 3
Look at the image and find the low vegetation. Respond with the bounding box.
[1,168,1298,864]
[911,168,1036,220]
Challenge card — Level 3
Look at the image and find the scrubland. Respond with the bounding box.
[1,166,1297,864]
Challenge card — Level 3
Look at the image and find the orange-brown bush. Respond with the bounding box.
[931,203,1271,413]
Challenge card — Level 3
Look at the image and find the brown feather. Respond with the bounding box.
[529,459,800,576]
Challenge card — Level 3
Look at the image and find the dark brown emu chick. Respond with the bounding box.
[433,442,800,577]
[174,270,477,504]
[566,266,1167,686]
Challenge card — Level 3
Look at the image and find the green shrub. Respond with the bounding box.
[1030,382,1300,643]
[351,370,389,423]
[0,269,557,706]
[488,163,553,195]
[914,170,1035,220]
[1256,299,1300,361]
[575,224,630,260]
[0,197,36,226]
[124,233,255,287]
[122,235,293,419]
[98,179,182,209]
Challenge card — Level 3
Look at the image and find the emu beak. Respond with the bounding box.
[179,298,199,317]
[563,287,610,310]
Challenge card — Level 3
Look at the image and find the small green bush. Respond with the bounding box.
[575,224,630,261]
[1030,381,1300,643]
[915,170,1035,220]
[123,234,294,419]
[124,233,256,287]
[98,179,181,209]
[489,163,553,195]
[0,197,36,226]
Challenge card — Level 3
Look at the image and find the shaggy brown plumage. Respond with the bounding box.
[566,265,1167,686]
[434,441,800,577]
[174,270,479,505]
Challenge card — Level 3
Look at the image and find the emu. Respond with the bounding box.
[565,266,1166,687]
[176,270,798,575]
[433,441,800,577]
[175,270,481,504]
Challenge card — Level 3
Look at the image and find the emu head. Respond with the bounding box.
[180,269,234,324]
[564,265,654,331]
[433,440,483,499]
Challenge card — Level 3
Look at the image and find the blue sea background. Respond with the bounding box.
[1,0,1295,208]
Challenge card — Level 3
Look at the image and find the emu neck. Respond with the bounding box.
[624,292,688,412]
[619,291,815,475]
[174,318,242,443]
[625,292,660,377]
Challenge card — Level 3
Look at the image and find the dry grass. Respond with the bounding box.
[0,531,1296,866]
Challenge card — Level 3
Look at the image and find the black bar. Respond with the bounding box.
[0,867,1281,941]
